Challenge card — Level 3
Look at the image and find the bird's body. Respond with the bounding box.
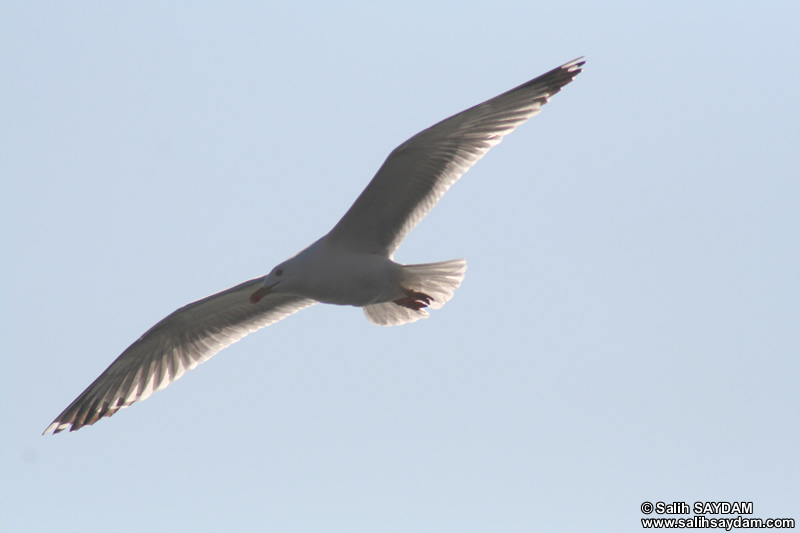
[263,237,406,307]
[45,57,585,434]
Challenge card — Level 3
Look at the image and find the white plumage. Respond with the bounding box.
[45,57,584,434]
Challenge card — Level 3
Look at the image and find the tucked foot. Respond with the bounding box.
[393,288,434,310]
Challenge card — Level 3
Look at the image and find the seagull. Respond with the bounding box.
[44,57,585,434]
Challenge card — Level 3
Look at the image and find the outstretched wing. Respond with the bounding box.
[44,278,315,434]
[325,57,584,256]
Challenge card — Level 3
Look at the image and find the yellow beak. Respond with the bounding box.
[250,282,278,304]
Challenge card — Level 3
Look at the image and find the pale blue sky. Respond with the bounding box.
[2,2,798,531]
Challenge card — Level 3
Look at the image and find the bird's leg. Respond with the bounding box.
[393,288,434,310]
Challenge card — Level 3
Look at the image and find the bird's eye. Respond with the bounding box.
[275,269,283,276]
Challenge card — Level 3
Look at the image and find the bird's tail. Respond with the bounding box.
[363,258,467,326]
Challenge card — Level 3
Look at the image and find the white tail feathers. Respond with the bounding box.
[363,259,467,326]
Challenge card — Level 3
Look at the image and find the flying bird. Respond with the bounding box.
[45,57,585,434]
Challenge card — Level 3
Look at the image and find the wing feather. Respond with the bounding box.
[44,278,315,434]
[326,57,584,256]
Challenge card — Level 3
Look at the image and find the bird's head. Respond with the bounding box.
[250,262,290,304]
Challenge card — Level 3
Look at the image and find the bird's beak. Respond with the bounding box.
[250,282,279,304]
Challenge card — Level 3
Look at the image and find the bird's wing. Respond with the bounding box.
[325,57,584,256]
[44,278,315,434]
